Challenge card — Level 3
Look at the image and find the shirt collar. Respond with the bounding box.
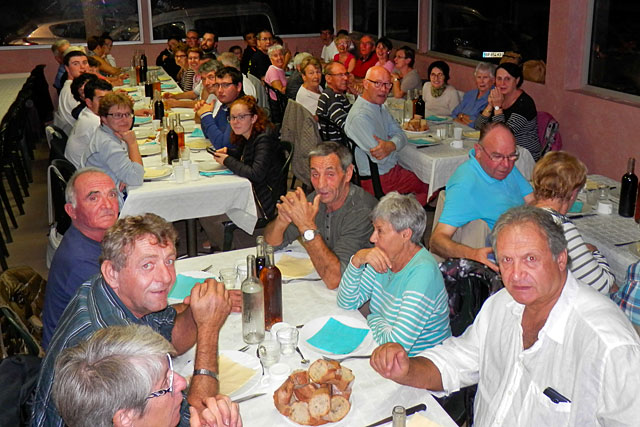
[539,271,575,344]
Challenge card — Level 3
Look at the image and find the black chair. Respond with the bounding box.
[46,125,68,164]
[222,140,293,251]
[263,81,289,126]
[48,159,76,237]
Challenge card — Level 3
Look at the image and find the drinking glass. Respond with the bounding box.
[258,339,281,368]
[219,268,238,289]
[276,327,299,355]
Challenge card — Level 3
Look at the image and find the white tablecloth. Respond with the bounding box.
[0,72,29,120]
[174,248,457,427]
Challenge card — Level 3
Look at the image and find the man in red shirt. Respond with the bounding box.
[352,35,378,78]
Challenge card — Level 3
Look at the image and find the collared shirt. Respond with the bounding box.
[295,85,323,115]
[439,149,532,229]
[451,88,491,123]
[352,53,377,79]
[53,80,79,135]
[421,271,640,426]
[31,275,187,427]
[321,41,339,63]
[65,107,100,168]
[345,96,408,176]
[316,86,351,141]
[611,261,640,326]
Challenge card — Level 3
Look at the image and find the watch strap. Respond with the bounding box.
[193,368,219,381]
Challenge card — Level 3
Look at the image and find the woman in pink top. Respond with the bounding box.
[333,34,355,73]
[375,37,394,73]
[265,44,287,100]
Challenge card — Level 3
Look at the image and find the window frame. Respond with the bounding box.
[349,0,419,48]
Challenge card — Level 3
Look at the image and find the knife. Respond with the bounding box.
[232,393,266,403]
[566,213,597,219]
[365,403,427,427]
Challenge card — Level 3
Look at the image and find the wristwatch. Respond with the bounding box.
[494,105,501,111]
[301,229,318,243]
[193,368,219,381]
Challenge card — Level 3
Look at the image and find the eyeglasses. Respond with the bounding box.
[395,55,407,59]
[228,113,253,122]
[212,82,235,90]
[477,144,519,162]
[366,79,393,90]
[106,112,133,119]
[430,73,445,79]
[147,354,173,400]
[175,54,187,59]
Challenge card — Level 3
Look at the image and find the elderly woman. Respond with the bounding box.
[187,47,203,87]
[296,56,324,115]
[213,96,285,220]
[337,192,451,356]
[452,62,496,125]
[286,52,312,100]
[532,151,614,294]
[81,92,143,202]
[391,46,421,98]
[476,62,541,160]
[333,34,355,74]
[421,60,460,116]
[265,44,287,99]
[374,37,394,73]
[52,324,241,427]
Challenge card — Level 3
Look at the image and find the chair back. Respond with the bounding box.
[537,111,562,156]
[47,159,75,235]
[264,81,289,125]
[47,126,68,164]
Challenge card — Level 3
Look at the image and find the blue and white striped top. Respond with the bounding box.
[337,247,451,356]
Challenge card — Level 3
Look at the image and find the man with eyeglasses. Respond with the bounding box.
[429,122,534,271]
[345,66,430,205]
[185,29,200,49]
[352,35,378,79]
[249,30,274,79]
[32,214,235,427]
[196,66,244,149]
[317,61,352,141]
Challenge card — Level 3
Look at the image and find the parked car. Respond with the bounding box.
[6,18,138,46]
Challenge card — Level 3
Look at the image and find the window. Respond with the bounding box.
[150,0,333,41]
[430,0,550,63]
[588,0,640,96]
[352,0,418,44]
[1,1,140,46]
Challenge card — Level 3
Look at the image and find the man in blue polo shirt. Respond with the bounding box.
[429,122,533,271]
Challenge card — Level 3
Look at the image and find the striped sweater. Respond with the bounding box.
[337,247,451,356]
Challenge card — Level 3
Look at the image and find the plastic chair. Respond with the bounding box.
[47,159,76,237]
[46,125,68,164]
[263,81,289,126]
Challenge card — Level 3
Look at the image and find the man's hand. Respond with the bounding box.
[586,243,598,252]
[370,135,396,160]
[351,247,391,273]
[278,188,320,232]
[188,279,231,332]
[454,113,472,125]
[189,395,242,427]
[471,247,499,272]
[163,92,175,99]
[194,99,209,112]
[134,108,153,117]
[197,101,214,117]
[228,289,242,313]
[370,343,410,382]
[274,202,293,225]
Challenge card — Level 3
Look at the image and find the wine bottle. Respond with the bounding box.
[153,90,164,121]
[139,50,148,84]
[242,255,265,344]
[414,94,425,118]
[175,114,185,149]
[256,235,266,274]
[159,117,168,164]
[260,245,282,330]
[166,117,179,164]
[619,157,637,217]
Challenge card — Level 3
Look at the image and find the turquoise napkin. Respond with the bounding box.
[123,79,130,84]
[408,138,437,145]
[134,116,152,125]
[200,170,233,176]
[426,115,448,122]
[569,200,583,213]
[162,83,177,89]
[306,317,369,354]
[190,128,205,138]
[169,274,214,299]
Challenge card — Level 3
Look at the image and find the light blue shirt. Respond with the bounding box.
[345,96,407,176]
[451,88,491,123]
[440,149,532,229]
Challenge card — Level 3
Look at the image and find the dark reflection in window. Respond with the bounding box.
[384,0,417,44]
[353,0,379,36]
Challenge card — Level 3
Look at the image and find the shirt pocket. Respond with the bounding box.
[521,388,572,426]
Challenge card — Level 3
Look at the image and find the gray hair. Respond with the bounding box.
[293,52,312,68]
[51,39,69,55]
[198,59,223,75]
[308,141,352,172]
[217,52,240,70]
[267,44,284,58]
[65,167,111,207]
[52,325,175,427]
[371,192,426,245]
[491,205,568,261]
[474,62,497,78]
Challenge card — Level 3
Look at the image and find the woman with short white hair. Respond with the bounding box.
[265,44,287,99]
[452,62,496,125]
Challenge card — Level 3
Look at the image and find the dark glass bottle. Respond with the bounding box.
[166,118,179,164]
[619,157,637,217]
[414,94,425,118]
[260,245,282,331]
[256,235,266,275]
[139,50,148,84]
[153,90,164,121]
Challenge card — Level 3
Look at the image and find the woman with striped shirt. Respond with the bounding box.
[532,151,614,294]
[337,192,451,356]
[476,62,541,160]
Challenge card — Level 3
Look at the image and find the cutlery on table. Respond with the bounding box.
[282,277,323,284]
[232,393,266,404]
[296,346,309,365]
[322,354,372,362]
[614,239,640,247]
[201,264,214,272]
[237,344,250,352]
[365,403,427,427]
[566,213,597,219]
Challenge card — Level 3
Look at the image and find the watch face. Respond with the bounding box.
[303,230,315,241]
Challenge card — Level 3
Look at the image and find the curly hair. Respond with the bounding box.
[229,96,273,144]
[532,151,587,201]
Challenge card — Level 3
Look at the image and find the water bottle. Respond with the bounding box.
[242,255,265,344]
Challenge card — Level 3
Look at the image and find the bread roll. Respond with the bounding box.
[322,396,351,423]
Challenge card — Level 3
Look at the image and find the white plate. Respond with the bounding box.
[134,127,156,139]
[403,129,429,137]
[139,144,161,156]
[144,165,172,180]
[197,160,225,172]
[300,315,373,356]
[282,394,355,426]
[186,138,210,150]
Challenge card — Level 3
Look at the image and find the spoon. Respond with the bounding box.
[296,346,309,365]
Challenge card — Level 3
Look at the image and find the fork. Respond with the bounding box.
[322,354,372,362]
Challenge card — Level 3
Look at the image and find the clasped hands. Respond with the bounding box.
[276,187,320,232]
[487,87,504,110]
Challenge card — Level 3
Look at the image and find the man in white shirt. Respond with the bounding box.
[54,48,88,135]
[371,205,640,426]
[320,25,339,63]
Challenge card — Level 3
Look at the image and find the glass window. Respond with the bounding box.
[384,0,418,44]
[588,0,640,96]
[1,1,140,46]
[353,0,379,36]
[150,0,333,41]
[430,1,550,63]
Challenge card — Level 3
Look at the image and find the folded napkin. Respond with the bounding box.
[134,116,152,125]
[159,75,171,81]
[161,83,177,89]
[306,317,369,354]
[122,79,130,84]
[169,274,214,300]
[408,413,443,427]
[568,200,583,213]
[200,170,233,176]
[408,138,437,146]
[426,115,448,122]
[277,254,315,278]
[190,128,205,138]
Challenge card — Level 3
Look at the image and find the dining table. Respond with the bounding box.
[0,72,30,120]
[172,246,458,427]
